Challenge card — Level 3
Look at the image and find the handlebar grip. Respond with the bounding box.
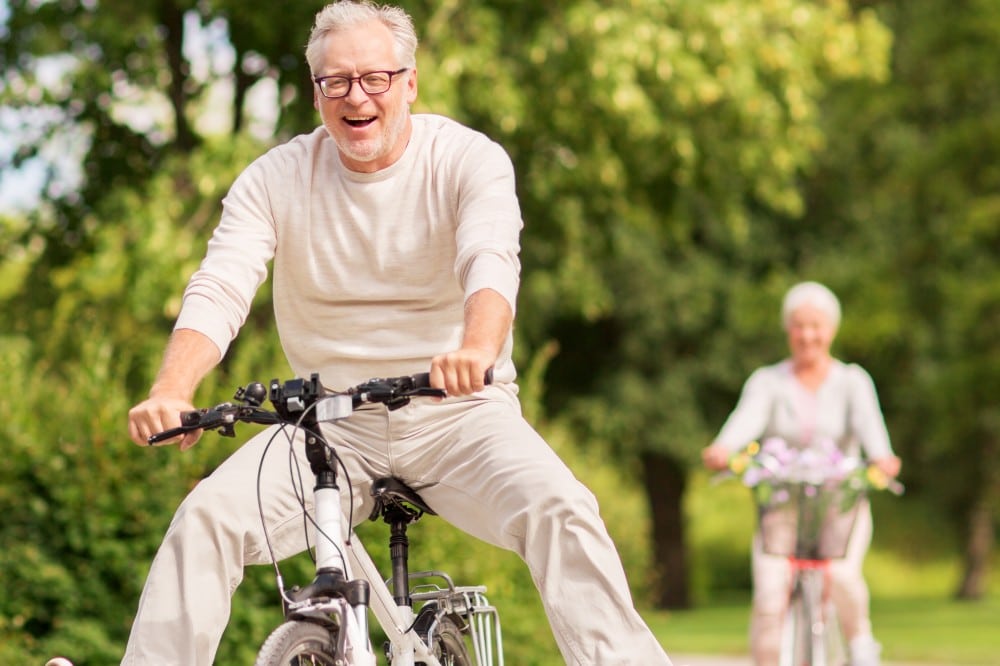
[411,368,493,388]
[147,409,218,445]
[147,425,189,445]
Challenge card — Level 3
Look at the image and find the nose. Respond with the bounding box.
[344,80,371,105]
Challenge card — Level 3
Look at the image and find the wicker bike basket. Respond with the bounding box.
[756,480,865,560]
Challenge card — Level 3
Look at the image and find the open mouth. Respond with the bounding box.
[344,115,376,128]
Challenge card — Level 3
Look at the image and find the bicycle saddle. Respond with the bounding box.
[368,477,437,521]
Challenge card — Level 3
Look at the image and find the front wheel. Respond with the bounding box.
[412,604,473,666]
[780,584,812,666]
[254,620,339,666]
[781,571,831,666]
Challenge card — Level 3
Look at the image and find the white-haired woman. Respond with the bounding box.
[702,281,901,666]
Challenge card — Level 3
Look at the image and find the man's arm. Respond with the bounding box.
[430,288,512,396]
[127,328,222,450]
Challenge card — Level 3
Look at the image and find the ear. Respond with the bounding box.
[313,86,321,111]
[405,67,418,105]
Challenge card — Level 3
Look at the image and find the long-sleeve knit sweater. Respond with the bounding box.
[175,114,523,389]
[714,359,894,460]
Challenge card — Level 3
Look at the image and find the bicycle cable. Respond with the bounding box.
[252,398,362,607]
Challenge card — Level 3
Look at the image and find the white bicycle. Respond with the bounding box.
[732,439,903,666]
[759,477,858,666]
[149,372,504,666]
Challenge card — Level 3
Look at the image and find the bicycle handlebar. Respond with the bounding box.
[147,369,493,445]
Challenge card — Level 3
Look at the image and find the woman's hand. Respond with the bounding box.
[872,454,902,478]
[701,444,731,471]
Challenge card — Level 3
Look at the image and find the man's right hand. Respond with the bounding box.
[128,394,202,451]
[128,329,221,451]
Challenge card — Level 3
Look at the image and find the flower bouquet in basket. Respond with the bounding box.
[726,437,901,559]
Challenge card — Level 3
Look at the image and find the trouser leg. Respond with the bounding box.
[389,386,672,665]
[829,505,874,641]
[121,423,380,666]
[123,385,672,665]
[750,534,790,666]
[121,426,310,665]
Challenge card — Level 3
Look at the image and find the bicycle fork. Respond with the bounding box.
[286,450,377,666]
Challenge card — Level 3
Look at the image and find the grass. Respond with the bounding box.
[645,597,751,655]
[643,594,1000,665]
[872,596,1000,664]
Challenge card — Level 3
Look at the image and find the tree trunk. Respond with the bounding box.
[955,435,997,600]
[955,500,994,599]
[159,0,199,152]
[640,450,691,609]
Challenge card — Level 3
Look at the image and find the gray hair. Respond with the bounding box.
[305,1,418,76]
[781,281,842,330]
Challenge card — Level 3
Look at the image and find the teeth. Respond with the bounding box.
[346,116,375,121]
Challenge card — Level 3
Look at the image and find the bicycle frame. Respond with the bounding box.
[271,381,503,665]
[346,534,503,666]
[150,373,504,665]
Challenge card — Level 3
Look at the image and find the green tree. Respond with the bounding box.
[3,0,900,618]
[454,0,893,607]
[804,0,1000,599]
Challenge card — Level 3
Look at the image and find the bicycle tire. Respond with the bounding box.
[411,604,473,666]
[254,620,339,666]
[782,570,836,666]
[802,571,830,666]
[780,584,811,666]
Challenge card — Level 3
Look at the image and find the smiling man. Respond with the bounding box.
[116,2,673,665]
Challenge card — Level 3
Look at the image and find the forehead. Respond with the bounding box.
[787,304,835,327]
[316,20,397,74]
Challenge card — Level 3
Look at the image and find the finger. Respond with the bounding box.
[428,358,447,391]
[468,361,486,392]
[454,362,473,395]
[179,430,202,451]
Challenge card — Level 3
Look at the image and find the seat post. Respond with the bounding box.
[388,515,411,607]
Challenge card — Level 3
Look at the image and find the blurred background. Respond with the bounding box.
[1,0,997,663]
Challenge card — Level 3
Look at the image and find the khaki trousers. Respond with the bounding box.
[749,503,875,666]
[122,384,671,665]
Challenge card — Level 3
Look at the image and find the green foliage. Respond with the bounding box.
[3,0,999,659]
[801,0,1000,597]
[0,131,288,660]
[443,0,898,476]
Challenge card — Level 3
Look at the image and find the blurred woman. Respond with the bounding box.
[702,281,901,666]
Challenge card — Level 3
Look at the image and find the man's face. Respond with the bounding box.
[313,20,417,173]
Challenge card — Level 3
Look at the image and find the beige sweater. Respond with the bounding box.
[715,359,894,460]
[176,114,523,389]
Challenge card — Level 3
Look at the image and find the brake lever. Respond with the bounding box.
[146,405,232,445]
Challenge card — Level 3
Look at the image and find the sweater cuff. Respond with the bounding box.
[463,253,519,314]
[174,294,235,359]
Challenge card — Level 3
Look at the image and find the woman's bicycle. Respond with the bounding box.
[723,438,902,666]
[148,372,504,666]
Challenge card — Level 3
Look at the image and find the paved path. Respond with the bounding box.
[671,655,748,666]
[671,656,947,666]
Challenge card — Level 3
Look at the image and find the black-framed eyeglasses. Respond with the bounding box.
[313,68,409,99]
